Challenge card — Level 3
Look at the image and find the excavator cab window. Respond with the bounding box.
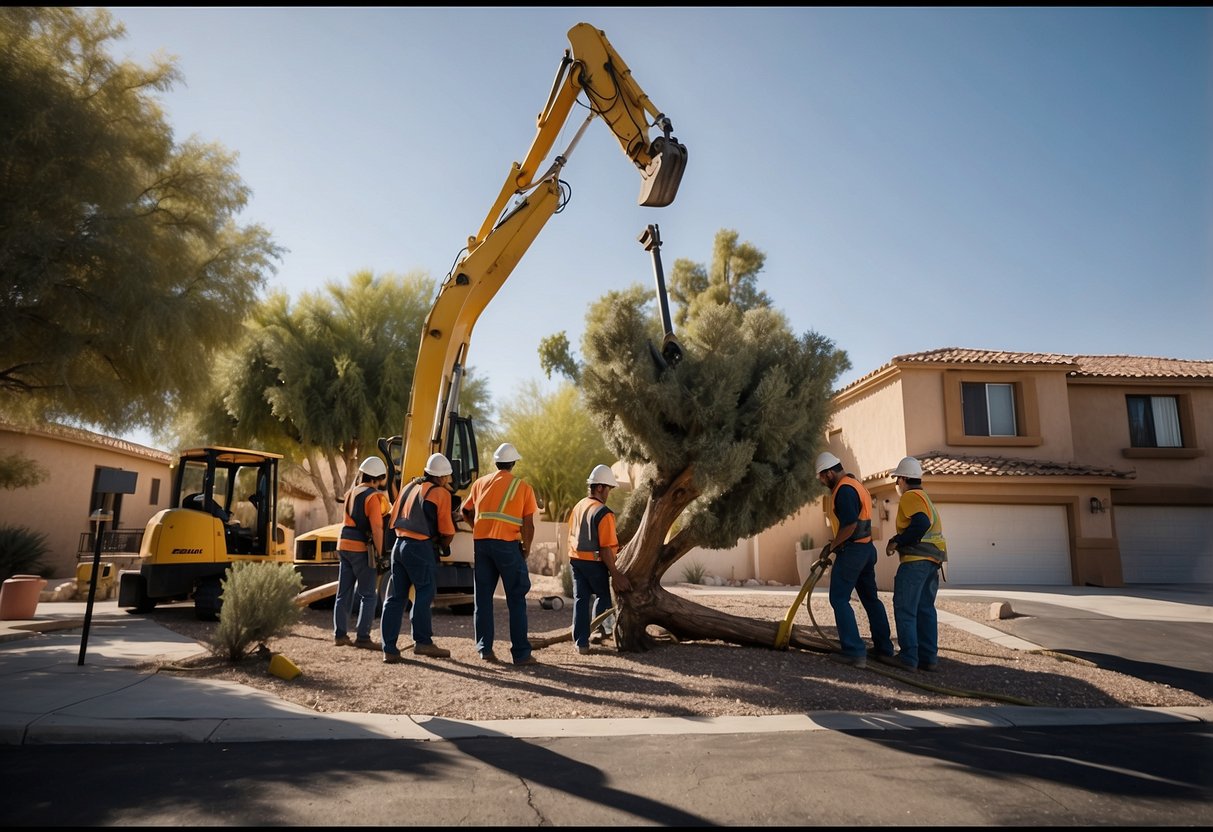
[445,416,478,492]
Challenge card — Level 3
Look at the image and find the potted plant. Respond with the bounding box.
[794,533,817,585]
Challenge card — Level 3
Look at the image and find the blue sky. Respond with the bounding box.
[102,7,1212,446]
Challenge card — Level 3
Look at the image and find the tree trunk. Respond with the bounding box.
[614,583,831,653]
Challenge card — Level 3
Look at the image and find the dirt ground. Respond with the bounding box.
[142,574,1211,721]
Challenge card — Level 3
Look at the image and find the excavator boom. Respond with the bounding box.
[391,23,687,496]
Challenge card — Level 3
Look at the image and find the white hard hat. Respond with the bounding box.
[493,443,522,463]
[358,456,387,478]
[424,453,453,477]
[892,456,923,479]
[815,451,842,474]
[587,464,618,488]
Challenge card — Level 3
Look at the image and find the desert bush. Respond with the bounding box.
[0,525,53,581]
[208,562,303,662]
[680,559,708,585]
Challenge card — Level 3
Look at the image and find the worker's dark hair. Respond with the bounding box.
[496,461,516,472]
[903,477,922,488]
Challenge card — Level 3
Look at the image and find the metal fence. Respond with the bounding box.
[76,528,145,556]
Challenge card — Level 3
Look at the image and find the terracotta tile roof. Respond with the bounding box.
[1068,355,1213,379]
[839,348,1213,393]
[869,452,1135,481]
[0,420,172,463]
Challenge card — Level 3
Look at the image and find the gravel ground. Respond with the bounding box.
[143,575,1211,720]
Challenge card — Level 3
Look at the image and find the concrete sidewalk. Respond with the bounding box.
[1,588,1210,746]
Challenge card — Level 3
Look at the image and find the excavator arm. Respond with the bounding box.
[388,23,687,496]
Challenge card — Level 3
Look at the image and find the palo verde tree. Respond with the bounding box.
[495,380,614,523]
[182,270,492,522]
[571,231,850,652]
[0,8,281,433]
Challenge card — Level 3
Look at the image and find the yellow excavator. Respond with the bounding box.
[301,22,688,609]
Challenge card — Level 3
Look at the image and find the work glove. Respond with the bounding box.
[815,544,833,568]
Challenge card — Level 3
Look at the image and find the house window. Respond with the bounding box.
[150,478,161,505]
[962,382,1018,437]
[1126,395,1182,448]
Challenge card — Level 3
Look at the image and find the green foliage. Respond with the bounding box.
[0,451,48,490]
[0,9,281,433]
[680,559,707,585]
[799,533,814,550]
[0,525,52,581]
[497,380,613,522]
[208,562,303,663]
[668,229,772,329]
[178,270,492,523]
[560,562,573,598]
[578,231,850,554]
[537,332,582,384]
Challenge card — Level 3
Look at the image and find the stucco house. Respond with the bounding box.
[0,422,324,580]
[758,348,1213,591]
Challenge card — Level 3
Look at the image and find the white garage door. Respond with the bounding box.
[939,504,1072,586]
[1115,506,1213,584]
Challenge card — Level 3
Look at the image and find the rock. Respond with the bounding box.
[989,601,1014,620]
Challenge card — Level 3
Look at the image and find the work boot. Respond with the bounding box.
[479,651,500,663]
[334,635,352,647]
[353,638,377,650]
[382,651,405,664]
[876,652,918,673]
[413,642,451,658]
[829,652,867,668]
[577,645,591,656]
[514,655,540,667]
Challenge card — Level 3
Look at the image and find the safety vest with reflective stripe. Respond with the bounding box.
[829,474,873,545]
[895,488,948,563]
[567,496,616,561]
[466,470,536,542]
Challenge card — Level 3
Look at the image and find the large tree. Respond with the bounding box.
[0,8,281,433]
[571,233,849,652]
[183,270,492,523]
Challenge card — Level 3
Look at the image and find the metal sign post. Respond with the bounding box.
[78,469,137,666]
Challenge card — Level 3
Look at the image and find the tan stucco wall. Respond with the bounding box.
[825,376,908,480]
[1,426,172,579]
[1069,381,1213,494]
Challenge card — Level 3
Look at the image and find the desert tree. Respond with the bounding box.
[0,8,280,433]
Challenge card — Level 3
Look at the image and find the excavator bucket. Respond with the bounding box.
[638,136,688,207]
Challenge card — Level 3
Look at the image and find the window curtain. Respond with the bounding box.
[1151,396,1182,447]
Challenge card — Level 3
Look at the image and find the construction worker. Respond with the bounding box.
[566,464,633,655]
[882,456,948,673]
[334,456,389,650]
[815,451,895,668]
[461,442,538,666]
[381,452,456,664]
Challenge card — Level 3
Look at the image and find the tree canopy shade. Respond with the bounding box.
[183,270,493,523]
[0,8,281,433]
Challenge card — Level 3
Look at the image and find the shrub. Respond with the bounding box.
[0,525,53,582]
[208,562,303,663]
[680,559,707,585]
[798,533,814,550]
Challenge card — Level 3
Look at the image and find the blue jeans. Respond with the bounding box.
[828,541,894,658]
[570,559,612,649]
[380,536,437,654]
[473,539,532,662]
[892,559,941,668]
[333,548,377,641]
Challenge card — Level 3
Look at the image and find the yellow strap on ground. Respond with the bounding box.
[774,558,831,650]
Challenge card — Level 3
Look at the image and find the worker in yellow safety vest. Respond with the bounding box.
[880,456,948,674]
